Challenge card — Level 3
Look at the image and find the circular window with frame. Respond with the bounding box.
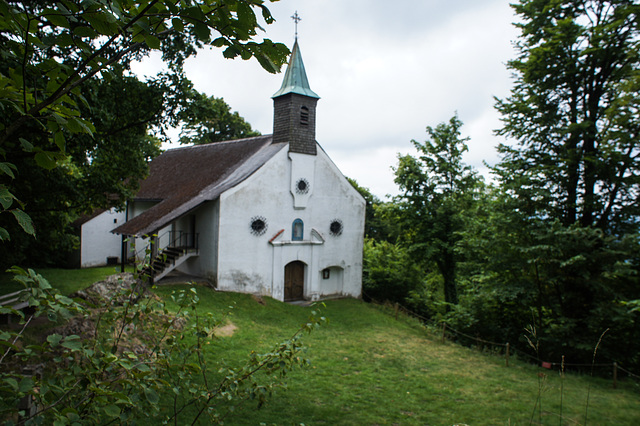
[329,219,343,236]
[295,178,310,194]
[250,216,268,236]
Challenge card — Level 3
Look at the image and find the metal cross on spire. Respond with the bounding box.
[291,11,301,39]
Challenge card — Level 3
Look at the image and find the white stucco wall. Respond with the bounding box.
[216,143,365,301]
[174,200,219,282]
[80,209,127,268]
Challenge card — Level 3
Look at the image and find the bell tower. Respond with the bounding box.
[272,33,320,155]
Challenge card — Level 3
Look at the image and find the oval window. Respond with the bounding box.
[330,219,343,236]
[296,178,310,194]
[250,216,267,236]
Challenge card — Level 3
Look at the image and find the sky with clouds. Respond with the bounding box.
[133,0,521,199]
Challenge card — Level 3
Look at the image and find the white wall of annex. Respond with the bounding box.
[176,200,219,282]
[81,209,127,268]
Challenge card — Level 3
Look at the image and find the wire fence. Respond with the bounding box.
[364,292,640,388]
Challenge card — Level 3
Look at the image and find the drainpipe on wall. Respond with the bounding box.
[120,201,129,273]
[148,232,158,288]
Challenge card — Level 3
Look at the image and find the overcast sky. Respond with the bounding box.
[133,0,521,199]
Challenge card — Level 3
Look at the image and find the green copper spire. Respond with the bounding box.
[272,39,320,99]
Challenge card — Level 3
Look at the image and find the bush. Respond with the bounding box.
[362,238,423,304]
[0,267,322,424]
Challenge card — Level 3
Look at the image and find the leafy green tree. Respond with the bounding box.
[392,115,480,307]
[458,197,640,368]
[0,0,289,241]
[494,0,640,234]
[74,77,165,207]
[478,0,640,368]
[347,178,397,242]
[0,76,165,268]
[350,179,422,305]
[362,238,423,304]
[179,91,260,144]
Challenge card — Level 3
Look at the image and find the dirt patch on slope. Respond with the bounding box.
[214,321,238,337]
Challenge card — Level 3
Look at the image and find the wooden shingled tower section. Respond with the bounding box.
[272,39,320,155]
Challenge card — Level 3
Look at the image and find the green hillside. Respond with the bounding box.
[153,285,640,425]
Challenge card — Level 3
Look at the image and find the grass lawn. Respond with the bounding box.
[2,268,638,424]
[153,285,640,425]
[0,265,131,295]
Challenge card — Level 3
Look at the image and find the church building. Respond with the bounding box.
[102,39,366,302]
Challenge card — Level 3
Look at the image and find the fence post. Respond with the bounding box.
[505,343,510,367]
[613,362,618,389]
[394,303,399,320]
[441,323,446,343]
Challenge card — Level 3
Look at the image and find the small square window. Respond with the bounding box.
[323,269,330,279]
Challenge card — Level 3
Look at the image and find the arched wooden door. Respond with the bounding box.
[284,261,305,301]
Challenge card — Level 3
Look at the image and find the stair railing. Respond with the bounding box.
[167,231,199,252]
[129,230,199,279]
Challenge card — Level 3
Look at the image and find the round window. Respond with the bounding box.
[329,219,343,236]
[296,178,310,194]
[250,216,267,236]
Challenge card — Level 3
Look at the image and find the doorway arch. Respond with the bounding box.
[284,261,305,301]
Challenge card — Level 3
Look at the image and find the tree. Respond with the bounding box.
[0,0,289,241]
[458,197,640,368]
[484,0,640,368]
[392,115,480,307]
[362,238,423,304]
[0,3,313,420]
[494,0,640,234]
[347,178,397,242]
[178,91,260,144]
[0,76,165,268]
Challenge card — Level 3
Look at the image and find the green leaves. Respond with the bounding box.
[103,404,121,418]
[0,266,320,424]
[495,0,640,233]
[0,0,289,246]
[178,91,260,145]
[10,209,35,236]
[144,386,159,404]
[34,151,58,170]
[0,162,16,178]
[47,333,63,347]
[0,186,16,209]
[392,115,480,306]
[83,10,119,36]
[172,17,184,32]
